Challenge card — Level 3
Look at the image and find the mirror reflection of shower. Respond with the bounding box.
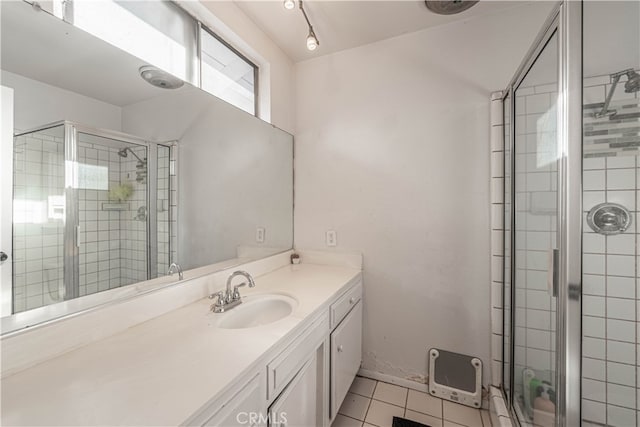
[10,121,173,314]
[117,147,147,183]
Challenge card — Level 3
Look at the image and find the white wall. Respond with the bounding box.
[184,1,296,134]
[122,88,294,270]
[0,70,122,132]
[584,1,640,77]
[294,2,556,384]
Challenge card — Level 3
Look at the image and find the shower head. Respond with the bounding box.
[117,148,128,158]
[624,70,640,93]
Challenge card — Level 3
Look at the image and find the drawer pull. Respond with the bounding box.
[338,345,344,352]
[330,281,362,329]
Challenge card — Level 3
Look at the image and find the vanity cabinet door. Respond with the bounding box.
[268,354,318,427]
[330,300,362,418]
[202,373,265,427]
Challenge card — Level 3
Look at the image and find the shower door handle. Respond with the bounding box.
[0,251,7,262]
[547,248,559,297]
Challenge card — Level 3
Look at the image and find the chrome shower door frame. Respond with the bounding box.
[501,1,582,426]
[63,122,79,300]
[556,2,582,426]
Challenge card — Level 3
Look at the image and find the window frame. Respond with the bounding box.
[198,22,259,117]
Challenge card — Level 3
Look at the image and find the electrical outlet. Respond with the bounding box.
[256,227,265,243]
[326,230,337,247]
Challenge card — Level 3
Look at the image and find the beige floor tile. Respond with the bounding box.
[372,382,408,407]
[332,414,364,427]
[364,424,377,427]
[480,410,492,427]
[404,409,444,427]
[365,399,405,427]
[339,392,371,421]
[350,376,378,398]
[406,390,443,418]
[443,421,467,427]
[443,401,483,427]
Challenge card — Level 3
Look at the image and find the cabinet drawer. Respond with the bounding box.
[267,313,329,400]
[330,281,362,329]
[331,300,363,419]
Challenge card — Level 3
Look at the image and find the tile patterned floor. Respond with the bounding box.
[332,376,491,427]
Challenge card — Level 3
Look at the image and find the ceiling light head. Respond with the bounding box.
[306,29,319,51]
[139,65,184,90]
[299,1,319,52]
[283,0,296,10]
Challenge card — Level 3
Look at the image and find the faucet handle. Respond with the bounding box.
[210,291,226,312]
[232,283,247,300]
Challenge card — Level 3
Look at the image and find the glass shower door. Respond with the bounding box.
[511,30,559,426]
[12,124,66,312]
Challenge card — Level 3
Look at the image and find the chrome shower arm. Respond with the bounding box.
[595,73,622,118]
[595,68,634,118]
[127,148,145,163]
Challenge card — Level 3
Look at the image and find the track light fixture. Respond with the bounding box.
[284,0,319,51]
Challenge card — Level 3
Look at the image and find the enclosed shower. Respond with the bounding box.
[10,121,173,314]
[498,1,640,426]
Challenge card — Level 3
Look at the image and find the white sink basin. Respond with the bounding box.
[216,294,297,329]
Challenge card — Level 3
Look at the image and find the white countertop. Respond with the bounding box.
[1,263,361,426]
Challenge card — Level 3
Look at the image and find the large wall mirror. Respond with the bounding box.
[0,1,294,334]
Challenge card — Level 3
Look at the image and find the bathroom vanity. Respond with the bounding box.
[0,259,363,426]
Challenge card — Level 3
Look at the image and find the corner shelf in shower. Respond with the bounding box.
[101,202,130,211]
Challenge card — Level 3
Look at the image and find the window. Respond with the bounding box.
[200,26,258,115]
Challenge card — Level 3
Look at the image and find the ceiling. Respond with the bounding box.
[234,1,527,62]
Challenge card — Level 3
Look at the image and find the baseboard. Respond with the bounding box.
[357,369,429,393]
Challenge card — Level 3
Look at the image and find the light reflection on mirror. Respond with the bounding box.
[73,1,194,84]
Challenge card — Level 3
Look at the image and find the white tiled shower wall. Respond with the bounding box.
[156,144,177,277]
[490,91,505,385]
[77,140,126,296]
[580,72,640,427]
[489,91,513,427]
[157,146,170,275]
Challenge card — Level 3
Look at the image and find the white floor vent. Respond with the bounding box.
[428,348,482,408]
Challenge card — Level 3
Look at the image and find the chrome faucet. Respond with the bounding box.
[210,270,255,313]
[167,263,183,280]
